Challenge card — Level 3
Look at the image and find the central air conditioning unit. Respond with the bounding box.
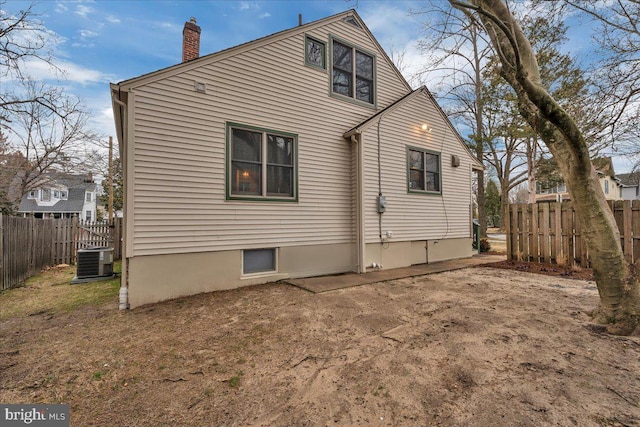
[71,247,115,284]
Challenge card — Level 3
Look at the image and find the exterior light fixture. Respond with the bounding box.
[421,124,432,132]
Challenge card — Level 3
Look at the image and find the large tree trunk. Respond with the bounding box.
[452,0,640,333]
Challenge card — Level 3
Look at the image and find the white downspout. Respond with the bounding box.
[112,93,129,310]
[351,132,366,273]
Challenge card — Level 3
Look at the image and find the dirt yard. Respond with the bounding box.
[1,265,640,426]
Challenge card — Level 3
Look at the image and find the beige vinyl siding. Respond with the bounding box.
[129,18,409,256]
[362,92,473,243]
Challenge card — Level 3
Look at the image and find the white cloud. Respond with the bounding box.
[259,12,271,19]
[362,6,415,44]
[91,106,117,140]
[71,42,95,48]
[74,5,92,18]
[79,29,98,39]
[22,58,111,85]
[106,15,121,24]
[158,21,178,31]
[239,2,250,11]
[55,2,68,13]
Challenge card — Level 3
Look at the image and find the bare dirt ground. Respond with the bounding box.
[2,266,640,426]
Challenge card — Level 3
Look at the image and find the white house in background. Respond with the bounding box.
[110,10,483,308]
[617,172,640,200]
[536,157,623,202]
[17,174,97,221]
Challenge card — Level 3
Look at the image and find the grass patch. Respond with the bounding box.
[0,261,121,320]
[228,371,244,388]
[92,371,105,381]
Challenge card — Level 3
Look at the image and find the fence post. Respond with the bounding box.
[0,213,3,290]
[624,200,633,264]
[531,204,539,263]
[633,200,640,265]
[506,204,512,261]
[71,216,79,264]
[521,204,529,261]
[554,203,562,264]
[511,204,518,260]
[541,203,550,263]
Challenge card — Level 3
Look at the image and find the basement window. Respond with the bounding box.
[243,248,276,275]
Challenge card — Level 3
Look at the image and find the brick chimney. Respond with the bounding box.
[182,17,201,62]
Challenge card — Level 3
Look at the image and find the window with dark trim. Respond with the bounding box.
[227,123,297,201]
[331,38,375,105]
[408,148,441,193]
[305,36,325,69]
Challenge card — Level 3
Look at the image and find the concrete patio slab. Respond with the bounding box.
[284,254,506,293]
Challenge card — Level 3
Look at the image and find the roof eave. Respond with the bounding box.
[114,10,388,91]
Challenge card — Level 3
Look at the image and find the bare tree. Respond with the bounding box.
[9,79,97,199]
[483,13,597,211]
[450,0,639,333]
[0,1,68,125]
[413,2,494,237]
[1,1,101,210]
[565,0,640,159]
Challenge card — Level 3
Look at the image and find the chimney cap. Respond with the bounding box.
[183,16,201,34]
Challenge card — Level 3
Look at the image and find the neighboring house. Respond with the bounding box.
[110,11,483,308]
[535,157,623,202]
[617,172,640,200]
[17,174,97,221]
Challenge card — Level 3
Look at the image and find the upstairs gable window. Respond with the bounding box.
[305,36,325,70]
[331,38,375,106]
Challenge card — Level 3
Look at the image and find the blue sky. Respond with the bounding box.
[6,0,424,143]
[3,0,633,173]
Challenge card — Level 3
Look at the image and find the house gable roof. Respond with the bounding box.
[592,157,616,177]
[617,172,640,187]
[343,86,484,170]
[17,174,96,213]
[113,10,411,92]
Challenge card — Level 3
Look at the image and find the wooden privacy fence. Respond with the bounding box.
[506,201,640,267]
[0,215,122,290]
